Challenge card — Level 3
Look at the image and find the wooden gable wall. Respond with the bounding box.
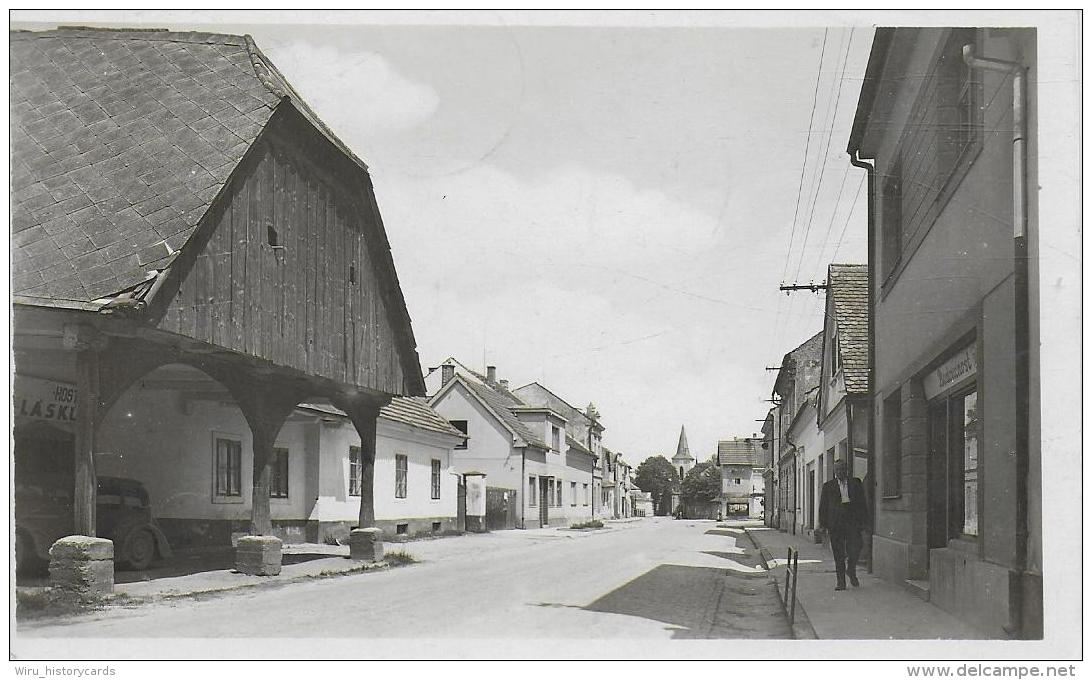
[156,108,411,395]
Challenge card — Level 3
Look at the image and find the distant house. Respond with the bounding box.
[787,387,822,537]
[716,438,764,519]
[512,382,607,518]
[631,490,654,517]
[426,361,597,529]
[816,264,871,534]
[770,332,824,533]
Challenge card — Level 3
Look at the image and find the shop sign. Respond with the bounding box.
[13,375,78,423]
[923,344,977,400]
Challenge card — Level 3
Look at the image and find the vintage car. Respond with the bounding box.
[16,475,173,574]
[14,426,172,574]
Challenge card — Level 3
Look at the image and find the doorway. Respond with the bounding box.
[539,477,550,527]
[927,388,979,556]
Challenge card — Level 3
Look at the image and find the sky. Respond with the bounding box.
[13,11,875,466]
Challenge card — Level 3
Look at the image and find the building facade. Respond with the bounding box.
[816,263,872,548]
[848,27,1040,638]
[716,438,765,519]
[427,362,597,529]
[11,28,424,569]
[771,332,824,534]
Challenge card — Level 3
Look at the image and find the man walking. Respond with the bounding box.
[818,460,868,591]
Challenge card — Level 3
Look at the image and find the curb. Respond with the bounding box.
[744,528,818,640]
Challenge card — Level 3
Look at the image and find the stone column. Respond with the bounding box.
[348,527,384,562]
[49,536,113,597]
[338,398,387,529]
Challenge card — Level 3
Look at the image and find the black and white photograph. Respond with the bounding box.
[6,9,1082,668]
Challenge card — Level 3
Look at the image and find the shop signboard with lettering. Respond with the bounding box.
[13,375,78,424]
[923,344,977,400]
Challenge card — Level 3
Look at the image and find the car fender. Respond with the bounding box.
[147,524,172,559]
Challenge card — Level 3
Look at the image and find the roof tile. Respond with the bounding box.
[827,264,870,394]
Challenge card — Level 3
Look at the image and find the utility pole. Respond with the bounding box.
[779,282,828,294]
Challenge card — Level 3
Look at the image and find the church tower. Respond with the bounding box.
[672,425,696,479]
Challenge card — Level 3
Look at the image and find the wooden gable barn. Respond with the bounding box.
[10,27,425,547]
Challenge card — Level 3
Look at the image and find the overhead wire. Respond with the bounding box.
[770,27,829,368]
[791,26,855,286]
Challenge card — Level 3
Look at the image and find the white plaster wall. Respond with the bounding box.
[307,419,459,523]
[96,384,310,522]
[790,402,825,532]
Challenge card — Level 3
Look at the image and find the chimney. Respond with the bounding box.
[499,379,509,391]
[441,364,455,385]
[486,365,497,385]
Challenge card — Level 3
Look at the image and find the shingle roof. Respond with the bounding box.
[773,331,824,397]
[380,397,466,438]
[9,27,370,304]
[717,439,760,466]
[298,397,464,439]
[458,376,550,450]
[827,264,870,394]
[10,28,281,301]
[565,434,594,456]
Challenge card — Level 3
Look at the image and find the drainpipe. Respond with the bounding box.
[962,44,1030,639]
[520,448,526,530]
[849,150,876,572]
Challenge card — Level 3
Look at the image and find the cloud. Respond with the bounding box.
[373,163,791,461]
[265,41,440,148]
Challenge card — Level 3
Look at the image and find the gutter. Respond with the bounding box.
[849,149,877,572]
[962,44,1031,640]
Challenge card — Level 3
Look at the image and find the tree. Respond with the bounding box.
[634,455,680,515]
[680,461,721,507]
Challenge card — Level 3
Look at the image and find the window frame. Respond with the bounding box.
[349,445,362,497]
[394,453,408,499]
[570,481,577,506]
[430,458,442,500]
[270,447,290,500]
[212,432,244,503]
[450,420,468,449]
[529,476,537,507]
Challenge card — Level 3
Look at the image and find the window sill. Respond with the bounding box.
[212,496,245,504]
[881,494,902,500]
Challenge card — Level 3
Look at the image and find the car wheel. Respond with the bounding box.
[122,529,156,571]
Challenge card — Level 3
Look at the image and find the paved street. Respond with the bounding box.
[15,519,789,656]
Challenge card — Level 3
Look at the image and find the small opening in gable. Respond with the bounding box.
[266,224,278,248]
[349,263,356,284]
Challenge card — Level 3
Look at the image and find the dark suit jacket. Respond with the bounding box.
[818,477,867,531]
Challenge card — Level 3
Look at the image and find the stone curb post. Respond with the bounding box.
[235,535,283,576]
[49,536,114,597]
[349,528,384,562]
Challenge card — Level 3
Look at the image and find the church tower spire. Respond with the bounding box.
[671,425,695,478]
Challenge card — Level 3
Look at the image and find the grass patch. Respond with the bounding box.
[16,588,105,621]
[569,520,605,530]
[384,549,418,566]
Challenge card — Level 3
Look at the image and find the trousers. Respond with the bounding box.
[829,524,862,584]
